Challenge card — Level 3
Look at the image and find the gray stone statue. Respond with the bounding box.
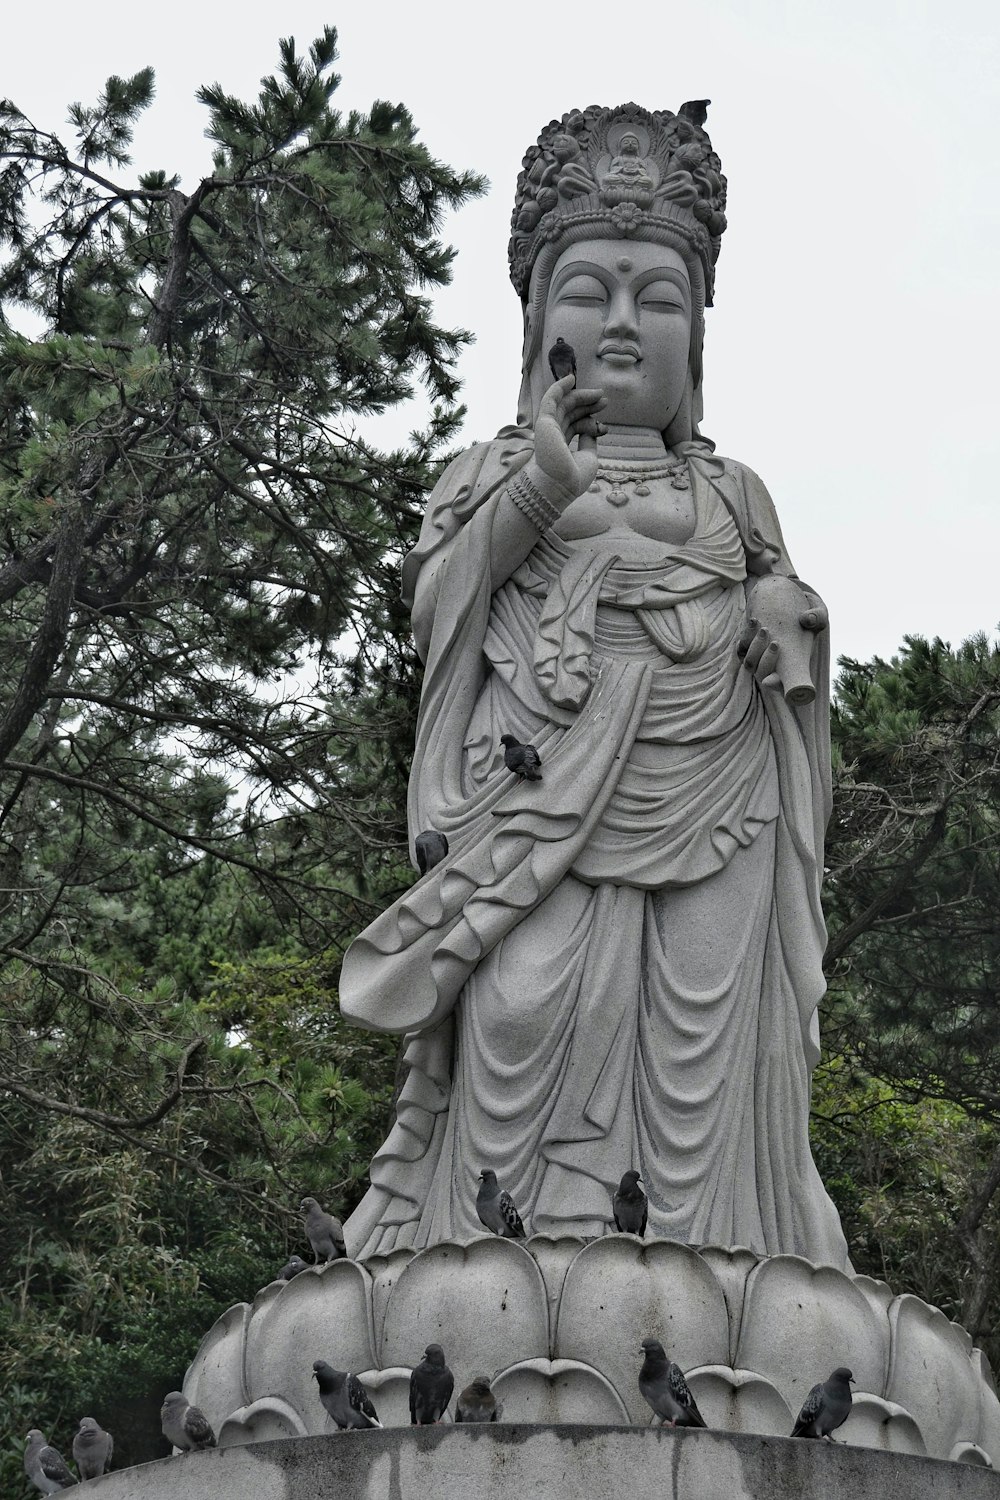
[341,102,849,1269]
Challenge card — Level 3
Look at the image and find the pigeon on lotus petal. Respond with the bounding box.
[72,1417,113,1480]
[415,830,449,876]
[500,734,542,781]
[313,1360,381,1429]
[300,1196,346,1263]
[638,1339,707,1428]
[409,1343,455,1424]
[160,1392,216,1453]
[477,1169,526,1238]
[613,1169,648,1236]
[790,1367,854,1440]
[23,1431,76,1494]
[277,1254,310,1282]
[455,1375,499,1423]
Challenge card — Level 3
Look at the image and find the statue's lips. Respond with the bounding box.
[599,345,641,368]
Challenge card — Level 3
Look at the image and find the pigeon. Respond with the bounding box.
[277,1253,310,1281]
[679,99,711,128]
[613,1169,648,1236]
[500,734,542,781]
[790,1367,854,1439]
[638,1339,707,1428]
[300,1196,347,1263]
[477,1169,526,1238]
[23,1431,76,1493]
[547,336,577,384]
[72,1418,113,1480]
[455,1375,500,1423]
[313,1360,382,1429]
[409,1343,455,1424]
[160,1392,217,1453]
[415,829,449,876]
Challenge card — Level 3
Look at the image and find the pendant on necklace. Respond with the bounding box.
[634,482,650,496]
[607,485,628,507]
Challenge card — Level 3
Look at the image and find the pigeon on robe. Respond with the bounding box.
[300,1196,347,1263]
[23,1431,76,1494]
[499,734,542,781]
[477,1169,526,1238]
[415,830,449,877]
[790,1367,854,1439]
[613,1170,648,1236]
[638,1339,707,1428]
[160,1392,217,1453]
[547,337,577,384]
[72,1417,113,1480]
[455,1375,500,1423]
[277,1254,310,1282]
[409,1343,455,1424]
[313,1360,382,1429]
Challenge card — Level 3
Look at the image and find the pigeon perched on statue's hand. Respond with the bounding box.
[313,1361,382,1429]
[409,1343,455,1424]
[415,830,449,877]
[547,337,577,384]
[477,1169,526,1238]
[613,1169,648,1236]
[455,1375,499,1423]
[72,1417,113,1480]
[638,1339,707,1428]
[300,1196,346,1263]
[23,1431,76,1494]
[160,1392,217,1453]
[790,1367,854,1439]
[500,734,542,781]
[278,1254,310,1282]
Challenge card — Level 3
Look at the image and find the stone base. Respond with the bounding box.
[82,1427,1000,1498]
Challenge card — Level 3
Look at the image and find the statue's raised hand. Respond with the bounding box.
[530,374,606,505]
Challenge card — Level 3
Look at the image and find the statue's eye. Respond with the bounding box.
[557,275,607,305]
[638,281,687,313]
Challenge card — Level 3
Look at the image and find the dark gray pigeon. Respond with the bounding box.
[23,1431,75,1493]
[313,1360,381,1429]
[300,1196,347,1263]
[278,1254,310,1282]
[638,1339,707,1428]
[547,337,576,383]
[415,830,449,876]
[500,734,542,781]
[613,1170,648,1236]
[72,1417,113,1480]
[790,1367,854,1439]
[455,1375,499,1423]
[160,1391,216,1453]
[477,1169,526,1238]
[409,1343,455,1424]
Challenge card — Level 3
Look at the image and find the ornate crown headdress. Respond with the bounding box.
[509,101,727,305]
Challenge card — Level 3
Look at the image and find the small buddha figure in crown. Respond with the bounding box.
[341,103,847,1270]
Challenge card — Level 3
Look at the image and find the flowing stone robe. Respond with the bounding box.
[341,429,850,1269]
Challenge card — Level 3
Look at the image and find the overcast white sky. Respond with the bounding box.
[6,0,999,664]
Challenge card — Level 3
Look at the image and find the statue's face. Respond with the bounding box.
[535,239,692,429]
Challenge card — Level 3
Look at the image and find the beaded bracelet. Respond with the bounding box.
[507,468,562,532]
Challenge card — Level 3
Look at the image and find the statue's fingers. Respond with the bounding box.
[736,617,758,660]
[742,628,770,673]
[755,640,780,681]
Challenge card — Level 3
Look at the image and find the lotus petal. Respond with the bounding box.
[245,1258,377,1432]
[737,1255,887,1415]
[183,1301,250,1431]
[555,1237,729,1423]
[685,1366,792,1435]
[380,1238,548,1376]
[887,1294,986,1459]
[368,1249,417,1349]
[852,1274,893,1319]
[973,1349,1000,1464]
[841,1394,926,1455]
[523,1236,586,1347]
[218,1397,307,1447]
[951,1443,993,1466]
[492,1358,629,1424]
[696,1248,759,1362]
[356,1368,417,1428]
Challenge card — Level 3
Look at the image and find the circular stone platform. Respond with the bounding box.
[81,1426,1000,1499]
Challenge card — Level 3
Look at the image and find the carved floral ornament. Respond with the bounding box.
[508,102,728,304]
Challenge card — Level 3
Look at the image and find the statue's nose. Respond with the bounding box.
[603,286,639,341]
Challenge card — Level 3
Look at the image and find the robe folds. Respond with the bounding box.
[340,429,850,1268]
